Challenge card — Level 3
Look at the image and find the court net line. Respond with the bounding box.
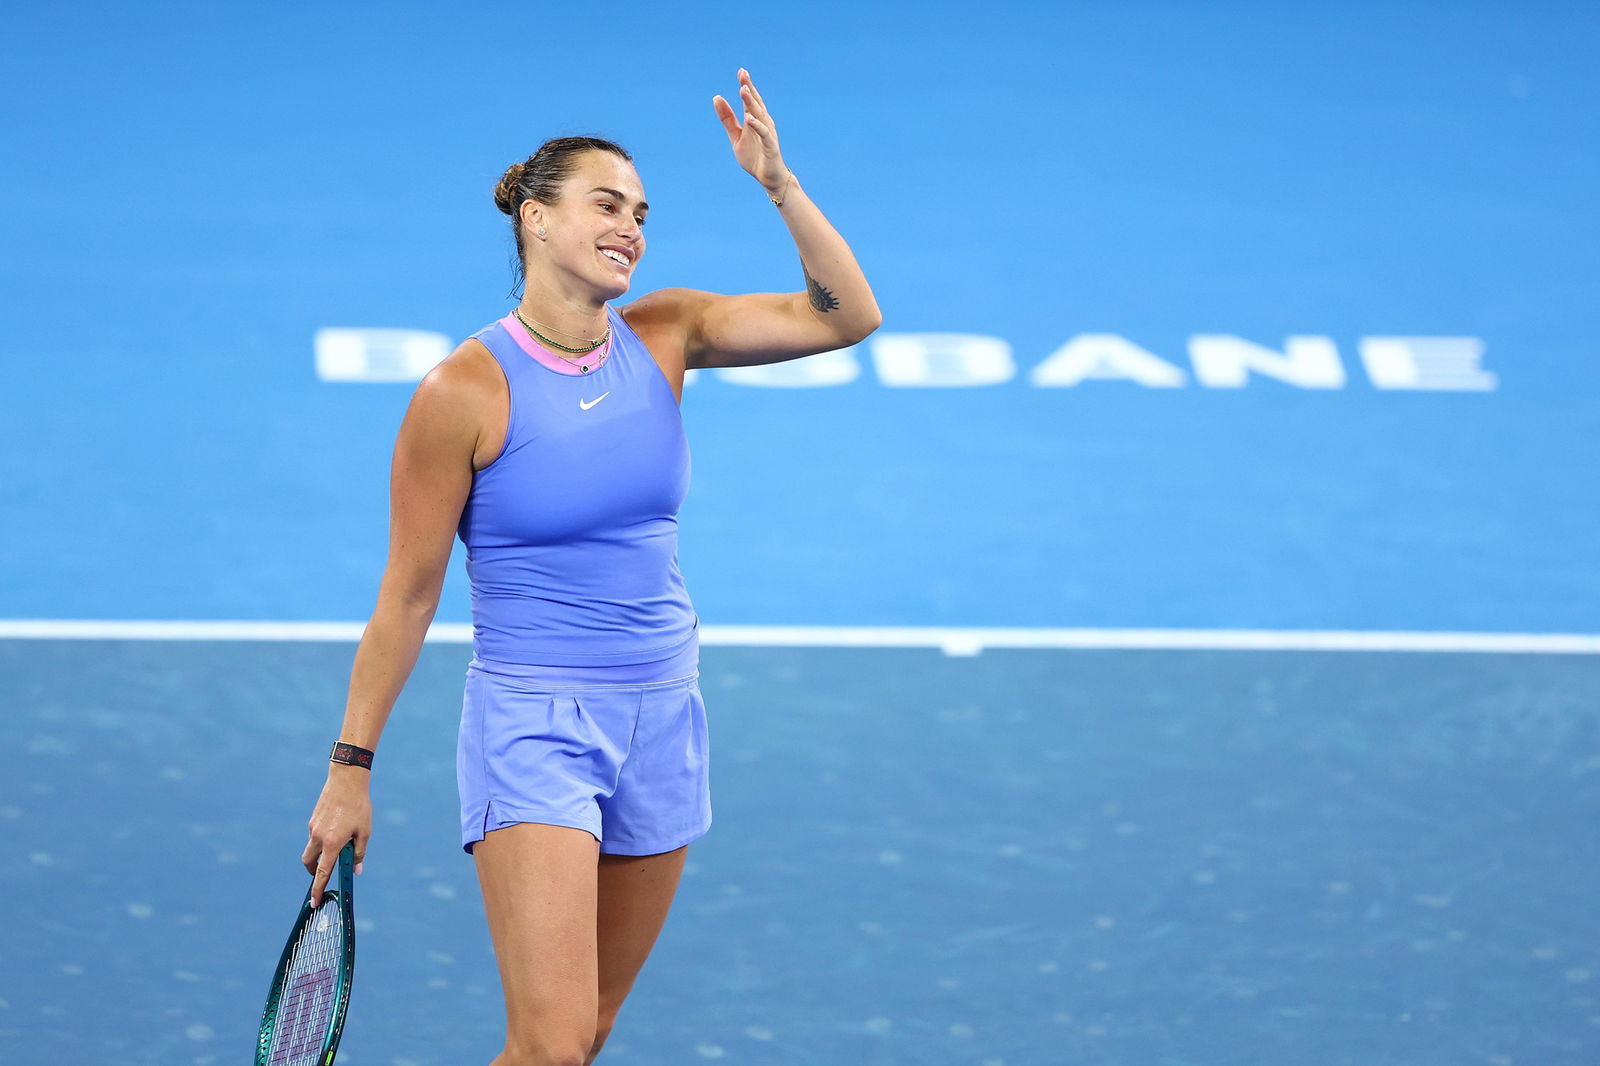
[0,620,1597,655]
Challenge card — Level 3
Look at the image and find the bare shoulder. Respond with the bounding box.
[623,288,711,344]
[622,287,716,323]
[403,338,507,469]
[622,289,714,391]
[411,339,500,424]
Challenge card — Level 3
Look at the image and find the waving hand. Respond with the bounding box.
[712,68,790,197]
[647,65,879,373]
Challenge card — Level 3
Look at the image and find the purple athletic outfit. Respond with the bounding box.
[455,306,710,855]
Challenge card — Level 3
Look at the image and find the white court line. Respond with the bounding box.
[0,620,1597,655]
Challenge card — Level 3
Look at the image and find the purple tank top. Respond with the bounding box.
[457,305,696,666]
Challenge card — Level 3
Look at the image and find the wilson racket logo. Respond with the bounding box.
[270,966,335,1064]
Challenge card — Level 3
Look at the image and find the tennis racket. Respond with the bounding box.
[256,841,357,1066]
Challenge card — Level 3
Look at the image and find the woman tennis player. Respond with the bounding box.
[300,69,880,1065]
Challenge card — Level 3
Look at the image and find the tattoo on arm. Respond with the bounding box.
[804,267,840,314]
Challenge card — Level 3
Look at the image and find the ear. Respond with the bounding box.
[519,199,547,239]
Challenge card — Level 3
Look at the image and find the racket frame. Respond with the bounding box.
[256,841,356,1066]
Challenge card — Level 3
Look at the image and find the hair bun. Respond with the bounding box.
[493,162,526,216]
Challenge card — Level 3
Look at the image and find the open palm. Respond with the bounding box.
[712,68,789,194]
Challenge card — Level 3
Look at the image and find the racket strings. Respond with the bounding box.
[265,897,347,1065]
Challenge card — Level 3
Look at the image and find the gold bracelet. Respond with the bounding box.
[768,170,794,207]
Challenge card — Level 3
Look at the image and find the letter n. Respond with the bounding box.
[1188,335,1346,388]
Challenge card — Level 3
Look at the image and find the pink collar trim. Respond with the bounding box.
[499,311,610,375]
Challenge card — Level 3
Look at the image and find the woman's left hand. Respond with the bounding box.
[712,69,790,198]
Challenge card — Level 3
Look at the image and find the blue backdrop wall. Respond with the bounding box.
[2,1,1596,631]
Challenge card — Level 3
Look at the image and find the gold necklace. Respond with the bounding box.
[563,338,609,374]
[518,309,604,342]
[513,307,609,355]
[512,309,611,373]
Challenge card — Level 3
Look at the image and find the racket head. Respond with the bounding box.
[256,842,356,1066]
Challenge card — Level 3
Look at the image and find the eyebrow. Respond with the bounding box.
[591,186,649,213]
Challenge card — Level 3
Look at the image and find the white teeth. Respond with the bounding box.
[601,248,629,266]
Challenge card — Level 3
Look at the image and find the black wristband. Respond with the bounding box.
[329,741,374,770]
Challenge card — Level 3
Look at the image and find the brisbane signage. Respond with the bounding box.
[315,330,1495,392]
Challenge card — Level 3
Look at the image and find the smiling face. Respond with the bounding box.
[520,149,648,303]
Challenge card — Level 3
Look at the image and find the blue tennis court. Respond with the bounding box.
[3,2,1598,1063]
[7,640,1600,1064]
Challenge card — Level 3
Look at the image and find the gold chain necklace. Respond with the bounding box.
[517,309,603,343]
[513,307,609,356]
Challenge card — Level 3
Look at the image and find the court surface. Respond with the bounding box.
[2,2,1598,1064]
[7,639,1600,1065]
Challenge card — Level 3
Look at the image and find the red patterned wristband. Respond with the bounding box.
[329,741,374,770]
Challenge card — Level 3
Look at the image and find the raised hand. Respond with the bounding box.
[712,68,790,197]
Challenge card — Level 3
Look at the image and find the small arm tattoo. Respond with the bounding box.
[804,267,840,313]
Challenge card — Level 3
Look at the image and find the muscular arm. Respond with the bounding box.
[337,350,488,748]
[303,342,498,901]
[688,174,880,369]
[651,69,879,371]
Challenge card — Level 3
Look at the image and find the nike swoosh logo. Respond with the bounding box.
[579,391,611,411]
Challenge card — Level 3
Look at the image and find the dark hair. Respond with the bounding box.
[494,136,633,293]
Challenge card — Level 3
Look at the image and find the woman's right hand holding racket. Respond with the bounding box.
[302,765,371,906]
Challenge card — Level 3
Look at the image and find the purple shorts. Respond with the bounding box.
[457,634,710,856]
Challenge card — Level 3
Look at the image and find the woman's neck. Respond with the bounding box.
[516,288,609,345]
